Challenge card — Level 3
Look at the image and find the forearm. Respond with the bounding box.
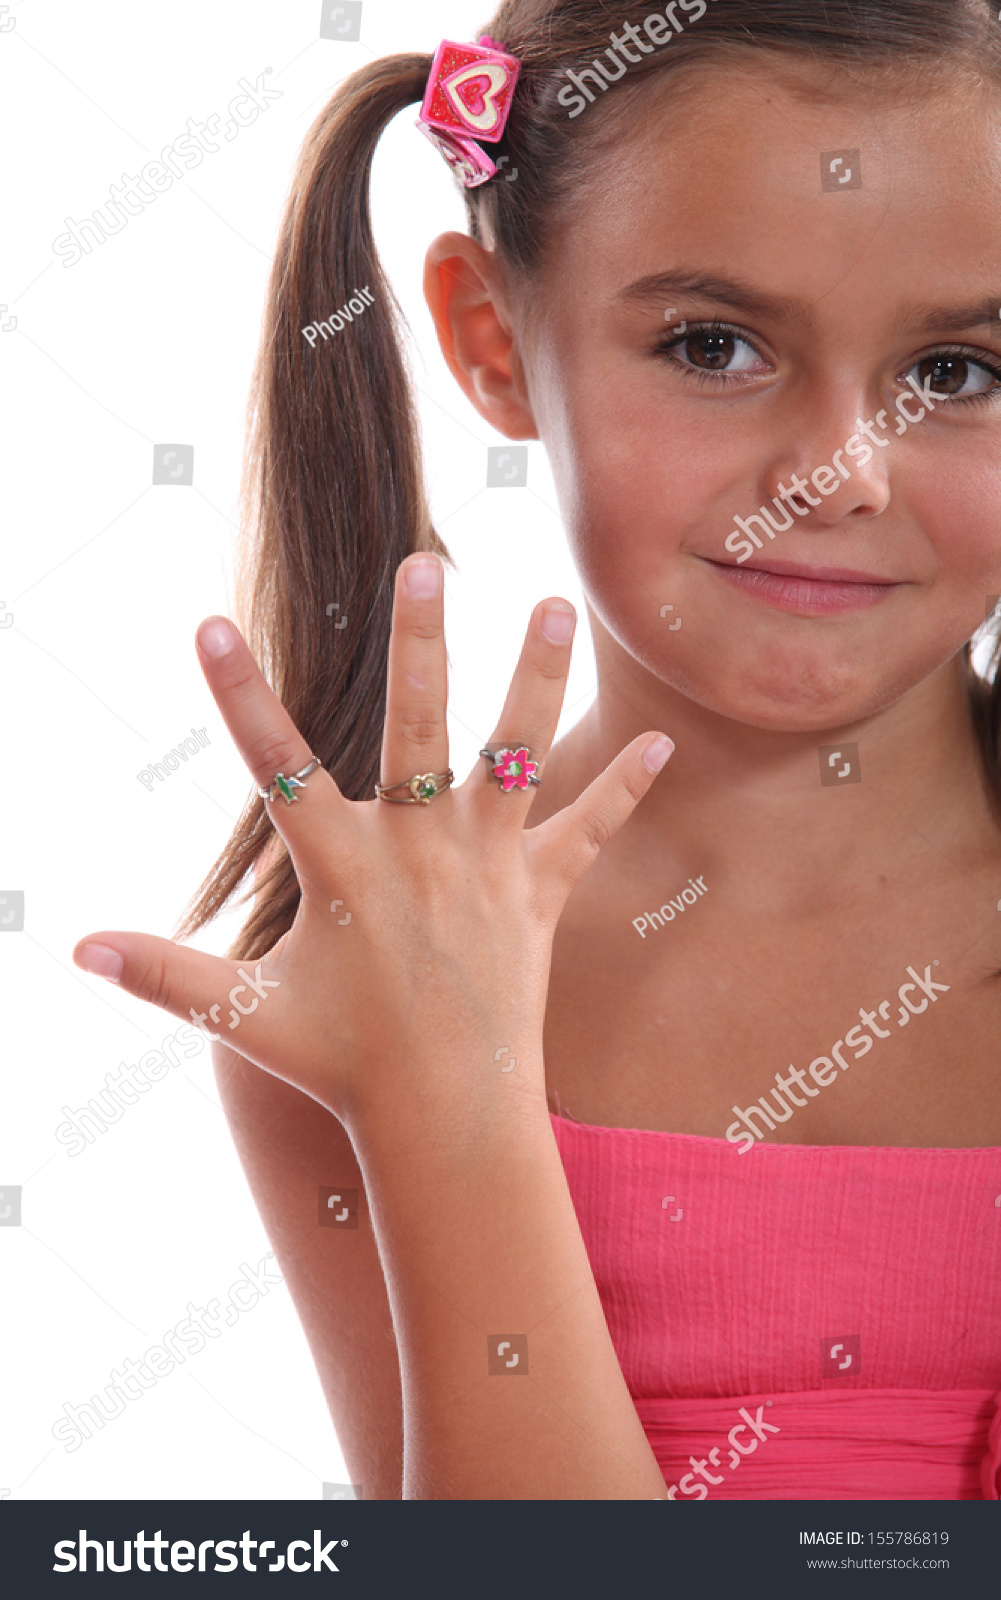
[345,1063,666,1501]
[211,1042,405,1499]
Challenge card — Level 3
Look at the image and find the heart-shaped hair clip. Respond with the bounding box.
[417,35,521,189]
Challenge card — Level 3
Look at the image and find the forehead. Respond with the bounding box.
[539,58,1001,326]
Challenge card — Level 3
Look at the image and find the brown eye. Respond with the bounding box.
[684,331,736,370]
[916,354,970,396]
[908,351,1000,402]
[661,323,768,379]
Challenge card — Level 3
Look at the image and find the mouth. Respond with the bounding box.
[700,556,903,615]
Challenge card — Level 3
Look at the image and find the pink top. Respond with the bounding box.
[551,1112,1001,1499]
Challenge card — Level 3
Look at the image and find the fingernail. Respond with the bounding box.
[642,736,674,773]
[541,602,575,644]
[404,557,441,598]
[198,618,236,658]
[77,943,124,983]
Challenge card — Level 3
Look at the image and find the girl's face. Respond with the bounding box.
[523,59,1001,732]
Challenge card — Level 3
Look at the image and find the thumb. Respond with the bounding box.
[72,931,282,1045]
[531,732,675,892]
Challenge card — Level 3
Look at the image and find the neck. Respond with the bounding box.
[540,622,999,909]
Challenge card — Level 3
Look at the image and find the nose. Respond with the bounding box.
[762,392,894,527]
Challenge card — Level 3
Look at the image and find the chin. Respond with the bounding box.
[643,637,924,734]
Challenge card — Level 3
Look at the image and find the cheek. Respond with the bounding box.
[909,449,1001,590]
[545,371,714,580]
[541,334,759,587]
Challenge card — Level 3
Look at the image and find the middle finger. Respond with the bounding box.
[379,555,451,805]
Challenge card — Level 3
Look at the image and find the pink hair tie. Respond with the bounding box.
[416,35,521,189]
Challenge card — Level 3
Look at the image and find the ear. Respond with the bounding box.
[423,232,539,441]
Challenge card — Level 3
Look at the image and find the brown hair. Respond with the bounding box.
[175,0,1001,961]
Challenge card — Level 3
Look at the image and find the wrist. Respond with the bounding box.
[340,1043,551,1156]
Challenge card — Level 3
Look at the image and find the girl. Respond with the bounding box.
[74,0,1001,1499]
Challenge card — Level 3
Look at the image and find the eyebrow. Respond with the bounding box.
[898,301,1001,338]
[617,269,1001,339]
[615,269,813,325]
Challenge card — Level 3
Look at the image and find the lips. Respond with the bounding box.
[702,556,901,615]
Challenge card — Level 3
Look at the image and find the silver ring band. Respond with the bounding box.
[257,756,322,806]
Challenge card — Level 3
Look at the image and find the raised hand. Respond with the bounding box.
[73,554,672,1128]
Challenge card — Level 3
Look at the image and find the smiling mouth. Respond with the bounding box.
[701,556,902,614]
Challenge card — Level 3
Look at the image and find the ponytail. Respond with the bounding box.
[175,55,446,961]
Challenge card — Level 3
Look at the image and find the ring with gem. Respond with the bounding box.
[479,745,541,791]
[257,756,322,806]
[374,769,454,805]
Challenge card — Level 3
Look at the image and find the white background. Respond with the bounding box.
[0,0,593,1500]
